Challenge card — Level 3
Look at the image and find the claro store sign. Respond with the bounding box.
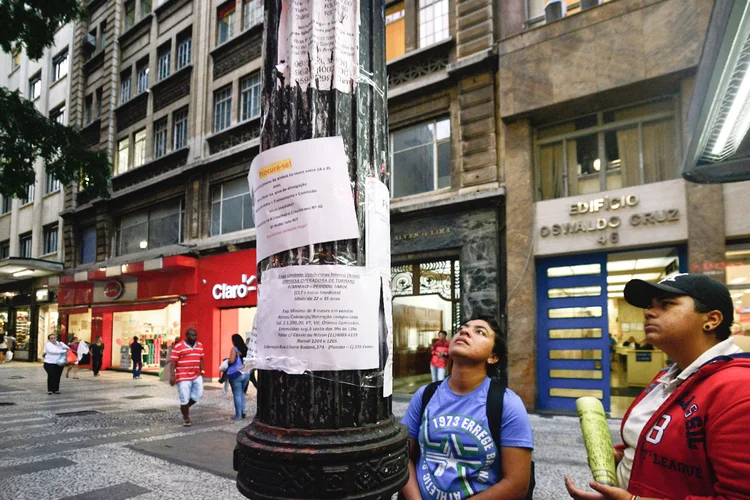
[534,179,688,256]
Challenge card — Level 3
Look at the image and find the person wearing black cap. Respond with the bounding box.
[565,273,750,500]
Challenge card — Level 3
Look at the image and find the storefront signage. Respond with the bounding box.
[394,227,452,241]
[212,274,257,300]
[103,280,124,300]
[535,180,688,256]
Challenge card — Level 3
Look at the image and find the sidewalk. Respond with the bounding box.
[0,362,618,499]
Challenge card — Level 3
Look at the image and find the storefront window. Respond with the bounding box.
[111,302,181,371]
[14,308,30,359]
[536,99,678,201]
[726,245,750,336]
[37,305,59,360]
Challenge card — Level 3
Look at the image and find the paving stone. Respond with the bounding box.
[59,482,150,500]
[0,458,76,479]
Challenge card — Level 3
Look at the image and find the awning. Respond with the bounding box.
[0,258,63,286]
[59,299,177,315]
[57,255,197,285]
[682,0,750,183]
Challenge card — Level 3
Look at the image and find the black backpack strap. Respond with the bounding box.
[420,381,442,421]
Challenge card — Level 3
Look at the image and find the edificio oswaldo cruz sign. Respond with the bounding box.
[535,180,687,255]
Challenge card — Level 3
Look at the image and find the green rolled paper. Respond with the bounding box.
[576,397,617,487]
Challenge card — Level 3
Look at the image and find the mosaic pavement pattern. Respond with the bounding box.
[0,363,616,499]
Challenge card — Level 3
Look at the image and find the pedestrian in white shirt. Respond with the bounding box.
[43,334,70,394]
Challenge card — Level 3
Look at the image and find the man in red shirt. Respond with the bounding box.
[430,330,450,381]
[169,328,205,426]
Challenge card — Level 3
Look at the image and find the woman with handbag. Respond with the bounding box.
[43,334,70,394]
[226,334,250,420]
[65,337,81,379]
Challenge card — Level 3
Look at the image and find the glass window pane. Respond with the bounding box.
[243,193,254,229]
[548,286,602,298]
[437,141,450,189]
[547,264,602,277]
[539,142,564,200]
[222,177,249,199]
[393,144,434,197]
[120,222,148,255]
[221,196,244,234]
[210,202,221,236]
[606,127,639,190]
[393,123,434,152]
[642,119,677,184]
[606,99,674,123]
[436,118,450,140]
[548,306,603,319]
[148,214,180,248]
[567,134,599,196]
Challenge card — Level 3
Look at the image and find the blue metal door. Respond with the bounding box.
[537,253,610,412]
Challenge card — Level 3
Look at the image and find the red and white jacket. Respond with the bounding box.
[619,353,750,499]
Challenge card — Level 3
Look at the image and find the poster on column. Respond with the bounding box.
[254,265,380,373]
[365,178,393,396]
[249,137,360,264]
[276,0,359,93]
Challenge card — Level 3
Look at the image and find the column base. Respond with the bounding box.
[234,417,409,499]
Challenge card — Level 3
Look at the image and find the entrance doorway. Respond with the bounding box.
[219,306,256,362]
[391,258,460,393]
[537,247,684,416]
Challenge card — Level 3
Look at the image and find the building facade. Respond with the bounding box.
[0,25,72,361]
[499,0,750,414]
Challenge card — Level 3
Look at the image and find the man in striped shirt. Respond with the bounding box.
[169,328,205,426]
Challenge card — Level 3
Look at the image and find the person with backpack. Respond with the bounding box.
[400,316,534,500]
[565,274,750,500]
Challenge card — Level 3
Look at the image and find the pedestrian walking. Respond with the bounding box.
[43,334,70,394]
[65,337,81,379]
[0,334,6,363]
[565,274,750,500]
[3,334,15,362]
[130,336,144,379]
[429,330,450,382]
[90,336,104,376]
[400,316,534,500]
[227,334,250,420]
[169,329,204,426]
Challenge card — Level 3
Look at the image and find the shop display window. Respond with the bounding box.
[37,306,59,360]
[14,308,30,359]
[726,245,750,336]
[68,311,92,343]
[112,302,181,371]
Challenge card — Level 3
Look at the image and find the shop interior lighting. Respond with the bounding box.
[711,59,750,158]
[12,269,33,277]
[731,276,749,284]
[593,158,601,172]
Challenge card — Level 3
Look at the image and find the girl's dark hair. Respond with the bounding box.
[466,315,508,386]
[231,333,248,359]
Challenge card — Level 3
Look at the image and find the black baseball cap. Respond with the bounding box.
[624,273,734,331]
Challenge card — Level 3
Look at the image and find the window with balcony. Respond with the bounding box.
[20,184,34,206]
[136,60,149,94]
[154,118,168,158]
[535,98,679,200]
[157,44,171,81]
[79,226,96,264]
[240,73,260,121]
[211,177,254,236]
[50,105,65,125]
[134,129,146,167]
[217,2,236,45]
[117,199,184,255]
[116,137,130,175]
[45,172,61,194]
[390,117,451,198]
[19,233,32,258]
[214,86,232,132]
[120,71,132,104]
[173,107,188,150]
[418,0,449,47]
[242,0,262,31]
[124,0,136,30]
[177,30,192,69]
[11,49,20,72]
[52,50,68,82]
[1,197,11,214]
[29,72,41,100]
[0,241,9,259]
[43,225,58,255]
[386,3,405,62]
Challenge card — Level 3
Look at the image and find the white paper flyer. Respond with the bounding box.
[254,265,380,373]
[248,136,360,264]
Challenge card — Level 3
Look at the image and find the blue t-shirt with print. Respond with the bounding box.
[401,377,534,499]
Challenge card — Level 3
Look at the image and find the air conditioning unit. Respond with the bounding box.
[82,34,97,49]
[581,0,601,11]
[545,0,567,23]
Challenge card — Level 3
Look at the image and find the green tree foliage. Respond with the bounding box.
[0,0,110,200]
